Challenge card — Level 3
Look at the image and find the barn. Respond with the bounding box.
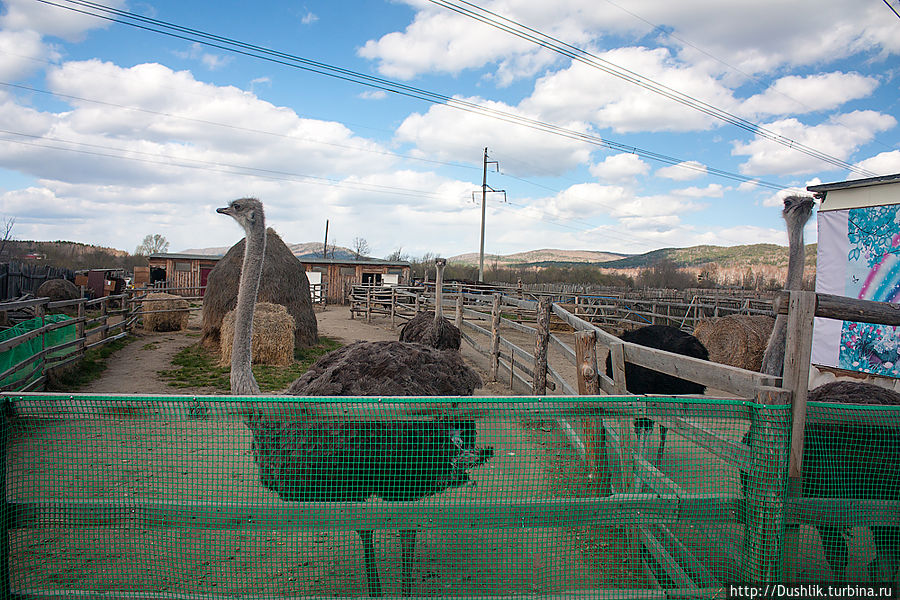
[809,172,900,378]
[147,253,221,296]
[299,257,411,305]
[148,252,410,304]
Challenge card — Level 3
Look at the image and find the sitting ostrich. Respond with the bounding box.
[399,257,461,350]
[218,198,492,597]
[605,324,709,464]
[745,195,899,582]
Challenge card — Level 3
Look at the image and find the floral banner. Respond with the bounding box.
[814,204,900,378]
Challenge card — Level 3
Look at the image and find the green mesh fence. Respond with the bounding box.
[0,316,75,391]
[0,394,897,598]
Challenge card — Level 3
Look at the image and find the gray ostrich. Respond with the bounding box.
[219,198,492,597]
[747,195,899,582]
[399,257,461,350]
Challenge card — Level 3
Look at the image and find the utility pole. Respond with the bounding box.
[323,219,329,259]
[475,147,505,283]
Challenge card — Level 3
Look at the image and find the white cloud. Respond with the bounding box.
[739,72,880,118]
[174,43,232,71]
[394,97,593,176]
[359,0,899,84]
[734,110,897,176]
[0,0,125,42]
[854,150,900,177]
[301,12,319,25]
[523,46,735,133]
[656,161,708,180]
[359,90,388,100]
[674,184,725,198]
[589,153,649,182]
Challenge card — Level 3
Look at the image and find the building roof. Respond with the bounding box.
[148,253,224,260]
[807,173,900,193]
[298,257,411,267]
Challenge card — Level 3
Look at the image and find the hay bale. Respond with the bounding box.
[220,302,295,366]
[142,292,190,332]
[201,228,317,351]
[36,278,80,302]
[693,314,775,371]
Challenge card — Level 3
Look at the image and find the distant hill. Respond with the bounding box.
[0,239,136,270]
[182,241,360,261]
[450,248,628,266]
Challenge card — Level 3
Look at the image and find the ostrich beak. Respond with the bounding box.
[216,206,232,216]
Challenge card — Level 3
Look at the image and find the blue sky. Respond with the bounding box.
[1,0,899,259]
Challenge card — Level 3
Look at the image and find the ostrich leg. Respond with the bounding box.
[400,529,416,596]
[357,529,382,597]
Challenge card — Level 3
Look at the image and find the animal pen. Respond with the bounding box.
[1,290,899,598]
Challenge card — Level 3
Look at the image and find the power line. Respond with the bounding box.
[427,0,878,177]
[883,0,900,19]
[35,0,796,192]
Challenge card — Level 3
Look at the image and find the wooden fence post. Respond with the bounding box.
[609,341,627,394]
[366,288,372,323]
[455,288,463,329]
[0,399,9,600]
[76,300,85,350]
[532,297,551,394]
[489,294,501,382]
[574,329,609,495]
[783,290,816,479]
[744,387,790,583]
[390,288,396,328]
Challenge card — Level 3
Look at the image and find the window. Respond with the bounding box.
[174,261,191,272]
[340,267,355,276]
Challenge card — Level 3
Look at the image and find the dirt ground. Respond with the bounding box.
[14,305,656,597]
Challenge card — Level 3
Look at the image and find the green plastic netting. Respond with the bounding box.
[1,394,898,598]
[0,316,75,391]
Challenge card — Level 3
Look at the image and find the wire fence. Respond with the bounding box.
[2,393,898,599]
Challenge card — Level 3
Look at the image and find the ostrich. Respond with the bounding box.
[219,198,492,597]
[399,257,461,350]
[604,324,709,464]
[745,195,899,582]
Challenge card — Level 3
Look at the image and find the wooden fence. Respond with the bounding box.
[0,262,76,301]
[348,281,900,588]
[349,283,773,333]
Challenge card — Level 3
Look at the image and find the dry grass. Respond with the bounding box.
[142,292,190,332]
[220,302,295,367]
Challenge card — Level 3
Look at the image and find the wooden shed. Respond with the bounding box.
[147,253,222,296]
[299,257,411,304]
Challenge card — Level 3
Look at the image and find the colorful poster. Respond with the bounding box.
[814,204,900,378]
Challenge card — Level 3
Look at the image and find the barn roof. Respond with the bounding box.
[149,253,224,260]
[299,257,411,267]
[807,173,900,193]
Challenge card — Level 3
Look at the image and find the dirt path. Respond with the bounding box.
[77,305,512,397]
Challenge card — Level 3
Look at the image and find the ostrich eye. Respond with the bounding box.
[233,202,242,210]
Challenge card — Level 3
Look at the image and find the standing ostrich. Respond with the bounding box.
[746,195,899,582]
[399,257,461,350]
[219,198,492,597]
[605,324,709,464]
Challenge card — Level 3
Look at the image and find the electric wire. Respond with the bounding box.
[427,0,878,177]
[34,0,795,192]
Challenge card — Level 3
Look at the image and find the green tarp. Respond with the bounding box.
[0,314,75,390]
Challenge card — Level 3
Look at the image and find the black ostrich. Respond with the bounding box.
[399,257,461,351]
[217,198,492,597]
[605,324,709,464]
[743,195,899,582]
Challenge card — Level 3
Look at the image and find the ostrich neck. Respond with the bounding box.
[231,223,266,394]
[434,265,444,324]
[784,219,806,291]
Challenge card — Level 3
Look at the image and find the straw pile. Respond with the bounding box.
[142,292,190,332]
[220,302,295,366]
[36,278,80,303]
[693,315,775,371]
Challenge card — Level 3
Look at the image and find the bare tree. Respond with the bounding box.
[385,247,408,262]
[352,237,371,259]
[135,233,170,256]
[0,216,15,260]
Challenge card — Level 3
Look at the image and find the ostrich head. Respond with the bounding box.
[216,197,265,236]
